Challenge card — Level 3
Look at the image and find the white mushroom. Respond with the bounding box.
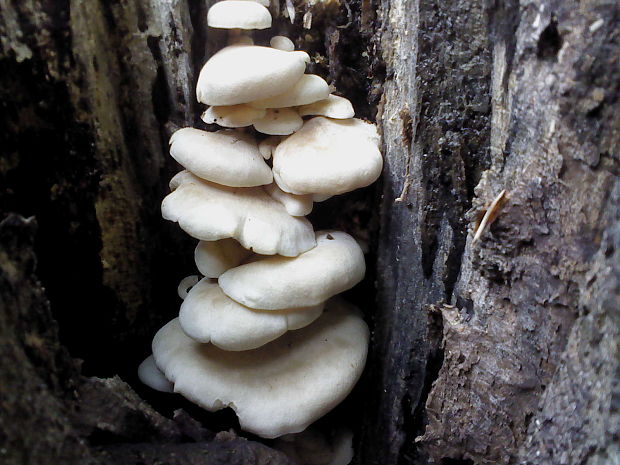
[207,1,272,30]
[137,355,174,393]
[177,275,201,300]
[219,230,365,310]
[195,238,253,278]
[253,108,303,135]
[264,183,313,216]
[162,171,316,257]
[170,128,272,187]
[201,104,266,128]
[270,35,295,51]
[152,298,369,438]
[179,278,323,350]
[197,45,309,106]
[272,117,382,196]
[258,136,282,159]
[298,94,355,119]
[250,74,330,108]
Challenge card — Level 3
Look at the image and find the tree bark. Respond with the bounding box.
[0,0,618,464]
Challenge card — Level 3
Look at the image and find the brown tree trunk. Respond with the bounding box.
[0,0,618,464]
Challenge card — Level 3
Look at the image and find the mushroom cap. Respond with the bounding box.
[298,94,355,119]
[270,35,295,51]
[162,171,316,257]
[195,238,253,278]
[179,278,323,351]
[201,105,266,128]
[250,75,330,109]
[197,45,309,106]
[264,183,313,217]
[207,1,272,30]
[258,136,282,159]
[170,128,272,187]
[138,355,174,393]
[272,117,382,196]
[152,298,369,438]
[219,230,365,310]
[253,108,303,135]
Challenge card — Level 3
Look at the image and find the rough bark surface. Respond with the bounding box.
[0,0,618,464]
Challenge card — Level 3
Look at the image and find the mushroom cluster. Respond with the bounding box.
[138,0,382,441]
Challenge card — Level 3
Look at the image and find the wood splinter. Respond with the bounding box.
[472,189,508,243]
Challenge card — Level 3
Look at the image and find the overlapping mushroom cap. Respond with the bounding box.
[162,171,315,256]
[272,117,383,196]
[152,299,369,438]
[194,239,252,278]
[169,128,272,187]
[219,230,365,310]
[197,45,309,106]
[179,278,323,351]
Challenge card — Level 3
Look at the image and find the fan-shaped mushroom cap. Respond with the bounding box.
[201,105,266,128]
[152,299,369,438]
[179,278,323,351]
[258,136,282,159]
[219,231,364,310]
[170,128,272,187]
[264,183,313,217]
[197,45,309,106]
[250,75,330,109]
[162,171,316,257]
[195,239,253,278]
[207,1,272,30]
[270,35,295,51]
[253,108,303,135]
[272,117,382,196]
[138,355,174,393]
[298,94,355,119]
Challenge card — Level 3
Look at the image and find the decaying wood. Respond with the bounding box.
[0,0,618,464]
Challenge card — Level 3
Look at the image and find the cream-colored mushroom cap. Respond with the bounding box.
[197,45,309,106]
[162,171,316,257]
[207,1,271,30]
[270,35,294,51]
[258,136,281,159]
[253,108,303,135]
[201,105,266,128]
[170,128,272,187]
[250,75,330,109]
[195,239,253,278]
[273,117,382,196]
[264,183,313,217]
[179,278,323,351]
[152,299,369,438]
[138,355,174,393]
[219,230,365,310]
[298,94,355,119]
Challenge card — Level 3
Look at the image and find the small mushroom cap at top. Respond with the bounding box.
[250,75,330,109]
[152,298,369,438]
[298,94,355,119]
[272,117,382,196]
[219,230,365,310]
[207,1,272,30]
[138,355,174,393]
[195,238,253,278]
[162,171,316,257]
[170,128,272,187]
[197,45,309,106]
[179,278,323,351]
[201,105,266,128]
